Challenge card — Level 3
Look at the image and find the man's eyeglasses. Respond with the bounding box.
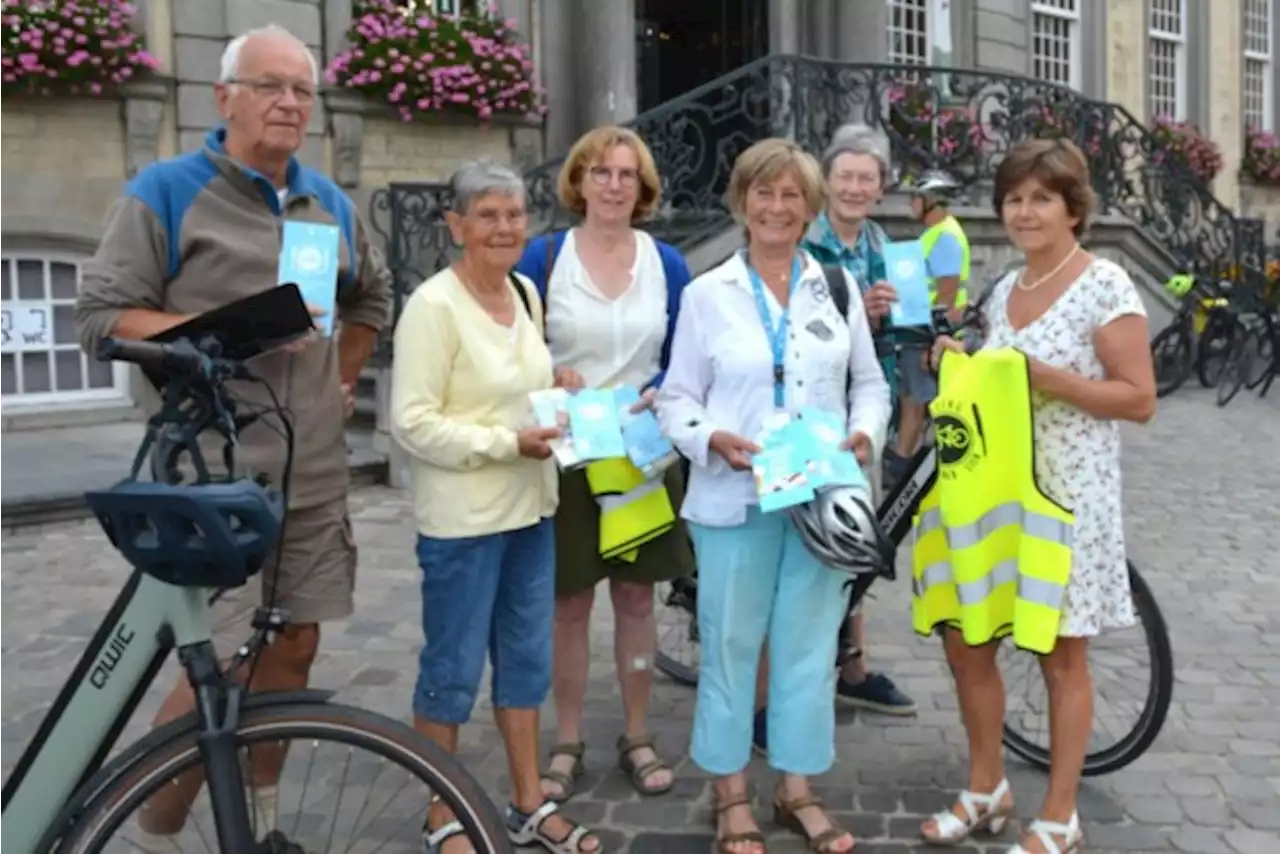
[229,78,317,104]
[587,166,640,188]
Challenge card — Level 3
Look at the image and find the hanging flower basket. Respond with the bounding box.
[1241,127,1280,187]
[1,0,161,96]
[1148,116,1224,185]
[325,0,545,122]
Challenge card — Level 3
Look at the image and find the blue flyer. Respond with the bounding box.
[753,444,815,513]
[614,386,678,477]
[565,388,626,461]
[883,239,933,329]
[795,407,868,492]
[278,221,341,336]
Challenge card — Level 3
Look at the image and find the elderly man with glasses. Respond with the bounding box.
[75,23,392,843]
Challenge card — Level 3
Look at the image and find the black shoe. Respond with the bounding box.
[752,706,768,756]
[837,672,918,716]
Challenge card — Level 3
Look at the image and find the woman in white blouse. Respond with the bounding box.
[658,138,890,854]
[515,126,694,801]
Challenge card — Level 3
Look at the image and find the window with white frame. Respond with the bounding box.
[1147,0,1188,120]
[1031,0,1081,90]
[1,256,127,405]
[1243,0,1274,130]
[886,0,931,65]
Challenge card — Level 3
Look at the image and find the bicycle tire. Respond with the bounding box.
[1151,322,1193,398]
[1196,313,1236,388]
[56,701,512,854]
[1244,322,1275,391]
[655,576,700,688]
[1001,562,1174,776]
[1216,329,1252,407]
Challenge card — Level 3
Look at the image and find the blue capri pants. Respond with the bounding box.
[689,506,850,776]
[414,517,555,724]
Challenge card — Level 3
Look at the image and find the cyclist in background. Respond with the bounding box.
[884,169,970,483]
[74,24,392,840]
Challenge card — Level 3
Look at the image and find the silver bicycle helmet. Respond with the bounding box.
[789,485,897,578]
[905,169,963,202]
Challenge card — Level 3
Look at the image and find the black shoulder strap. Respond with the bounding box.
[509,272,533,319]
[823,264,850,319]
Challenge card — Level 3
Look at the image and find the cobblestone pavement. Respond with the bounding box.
[3,388,1279,853]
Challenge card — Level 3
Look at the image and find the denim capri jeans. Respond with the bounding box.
[414,517,555,724]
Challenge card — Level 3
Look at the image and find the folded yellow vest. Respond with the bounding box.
[585,457,676,562]
[911,347,1074,654]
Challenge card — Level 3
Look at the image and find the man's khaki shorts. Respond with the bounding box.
[211,496,358,657]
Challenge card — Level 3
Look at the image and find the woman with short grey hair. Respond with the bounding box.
[391,159,602,853]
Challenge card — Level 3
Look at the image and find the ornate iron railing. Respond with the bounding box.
[371,53,1267,352]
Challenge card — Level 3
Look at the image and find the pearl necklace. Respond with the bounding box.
[1016,245,1081,291]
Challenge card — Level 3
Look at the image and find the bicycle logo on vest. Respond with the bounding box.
[932,400,986,479]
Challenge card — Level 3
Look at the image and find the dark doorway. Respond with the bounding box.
[636,0,769,112]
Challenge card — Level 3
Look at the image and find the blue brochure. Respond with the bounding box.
[794,406,868,492]
[565,388,626,461]
[753,443,815,513]
[883,239,933,329]
[614,386,678,478]
[278,221,341,336]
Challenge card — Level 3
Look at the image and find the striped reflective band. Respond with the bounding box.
[912,558,1066,609]
[916,502,1073,550]
[597,477,664,512]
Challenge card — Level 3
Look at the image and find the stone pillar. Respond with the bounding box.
[834,0,887,62]
[574,0,637,129]
[769,0,800,141]
[1103,0,1146,121]
[1204,0,1243,209]
[170,0,326,168]
[541,0,577,156]
[805,0,834,58]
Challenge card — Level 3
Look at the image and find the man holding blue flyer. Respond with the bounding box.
[75,24,391,838]
[888,170,971,480]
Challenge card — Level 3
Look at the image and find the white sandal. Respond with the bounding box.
[1007,812,1082,854]
[423,818,470,853]
[506,800,600,853]
[920,777,1013,845]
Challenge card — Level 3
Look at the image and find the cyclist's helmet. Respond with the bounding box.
[85,479,284,590]
[789,485,897,578]
[906,169,963,203]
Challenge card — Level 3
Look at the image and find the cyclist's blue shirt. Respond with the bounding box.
[927,232,965,279]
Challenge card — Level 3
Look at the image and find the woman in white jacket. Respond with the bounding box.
[657,138,891,854]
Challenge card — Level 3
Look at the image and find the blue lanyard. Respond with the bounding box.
[745,253,803,409]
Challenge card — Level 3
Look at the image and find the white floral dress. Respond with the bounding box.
[982,258,1145,636]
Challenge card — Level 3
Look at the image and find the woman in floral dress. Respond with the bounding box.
[921,138,1157,854]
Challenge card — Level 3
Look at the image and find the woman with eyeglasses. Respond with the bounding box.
[515,126,695,803]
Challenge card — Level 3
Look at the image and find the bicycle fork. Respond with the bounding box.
[181,643,257,852]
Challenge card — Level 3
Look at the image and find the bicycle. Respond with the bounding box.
[1150,273,1237,398]
[1,335,510,854]
[654,315,1174,777]
[1215,288,1279,407]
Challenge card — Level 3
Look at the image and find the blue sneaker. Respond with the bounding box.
[752,706,768,756]
[837,672,917,715]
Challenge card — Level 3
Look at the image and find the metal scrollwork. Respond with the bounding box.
[372,54,1267,338]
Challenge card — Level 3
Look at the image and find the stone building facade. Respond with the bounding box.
[2,0,1276,425]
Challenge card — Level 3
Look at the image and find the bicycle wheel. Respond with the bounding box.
[1151,322,1193,398]
[1003,563,1172,778]
[1196,313,1236,388]
[57,701,511,853]
[655,575,700,687]
[1000,562,1173,776]
[1216,328,1253,407]
[1244,321,1275,391]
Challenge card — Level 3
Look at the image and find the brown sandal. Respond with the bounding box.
[773,789,853,852]
[714,792,766,853]
[539,742,585,803]
[615,734,674,796]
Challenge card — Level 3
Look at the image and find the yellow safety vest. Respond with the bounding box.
[585,457,676,562]
[919,215,970,310]
[910,348,1074,654]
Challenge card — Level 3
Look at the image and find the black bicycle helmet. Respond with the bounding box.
[85,478,284,590]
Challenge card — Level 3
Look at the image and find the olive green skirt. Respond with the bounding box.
[554,463,695,597]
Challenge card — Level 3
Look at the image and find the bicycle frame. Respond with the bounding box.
[1,571,250,854]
